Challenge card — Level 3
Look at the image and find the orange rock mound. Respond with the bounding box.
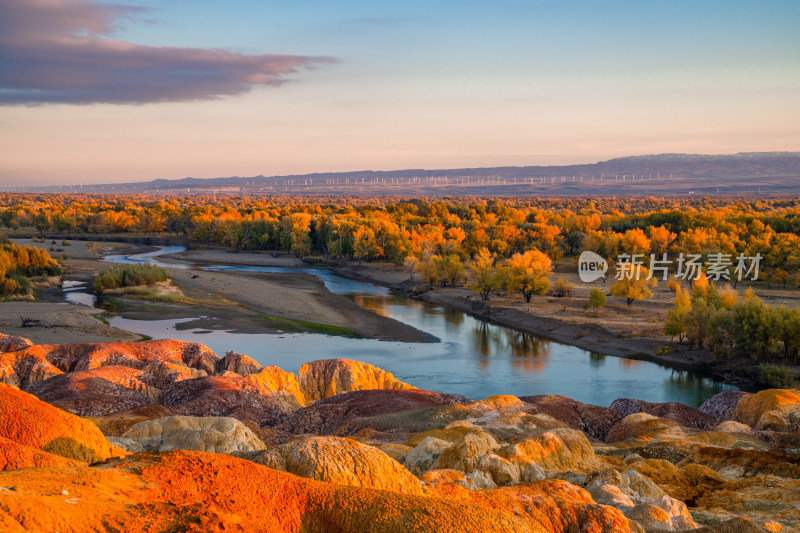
[0,451,640,533]
[0,437,79,471]
[0,339,219,387]
[0,383,124,462]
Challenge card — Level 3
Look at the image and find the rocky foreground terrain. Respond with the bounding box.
[1,332,799,532]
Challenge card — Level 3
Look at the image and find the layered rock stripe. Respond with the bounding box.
[1,333,798,532]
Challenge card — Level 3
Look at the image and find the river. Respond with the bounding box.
[67,246,735,407]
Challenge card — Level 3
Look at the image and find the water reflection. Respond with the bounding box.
[443,306,465,327]
[62,280,97,307]
[619,358,644,369]
[349,294,390,317]
[588,353,606,370]
[93,246,741,407]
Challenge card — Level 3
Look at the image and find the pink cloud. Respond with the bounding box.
[0,0,334,105]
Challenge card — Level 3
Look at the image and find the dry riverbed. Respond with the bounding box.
[9,239,433,344]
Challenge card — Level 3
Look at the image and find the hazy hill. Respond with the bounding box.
[22,152,800,196]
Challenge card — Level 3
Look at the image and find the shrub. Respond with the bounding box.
[552,278,574,297]
[94,263,170,293]
[758,364,795,388]
[582,288,607,315]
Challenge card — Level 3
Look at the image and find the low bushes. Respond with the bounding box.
[94,263,170,293]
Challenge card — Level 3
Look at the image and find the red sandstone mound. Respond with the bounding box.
[216,350,263,375]
[0,339,219,387]
[699,390,753,423]
[0,436,79,471]
[297,358,417,403]
[0,333,33,353]
[25,365,159,416]
[519,395,624,441]
[8,346,432,429]
[0,450,641,533]
[0,383,124,463]
[278,389,472,435]
[157,372,296,426]
[0,349,62,388]
[609,398,716,430]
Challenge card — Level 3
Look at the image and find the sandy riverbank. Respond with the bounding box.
[154,248,433,341]
[159,248,302,268]
[0,302,141,343]
[9,241,434,344]
[163,267,435,342]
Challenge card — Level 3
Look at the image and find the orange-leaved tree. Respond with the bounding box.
[504,249,552,303]
[468,247,497,300]
[610,264,657,306]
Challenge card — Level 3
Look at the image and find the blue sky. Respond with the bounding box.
[1,0,798,184]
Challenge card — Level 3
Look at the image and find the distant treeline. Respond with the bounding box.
[1,193,799,286]
[0,234,62,297]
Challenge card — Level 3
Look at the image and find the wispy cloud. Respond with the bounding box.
[0,0,334,105]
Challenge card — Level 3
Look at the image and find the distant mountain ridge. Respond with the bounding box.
[13,152,800,196]
[144,151,800,186]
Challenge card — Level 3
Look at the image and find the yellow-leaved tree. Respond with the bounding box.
[505,249,552,303]
[610,263,657,306]
[468,247,497,300]
[664,285,691,342]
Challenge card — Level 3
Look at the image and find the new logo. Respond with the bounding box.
[578,251,608,283]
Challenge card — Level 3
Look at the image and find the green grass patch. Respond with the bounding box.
[91,314,110,325]
[263,316,359,338]
[117,286,185,303]
[94,263,169,293]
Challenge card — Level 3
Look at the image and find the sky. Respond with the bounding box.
[0,0,798,185]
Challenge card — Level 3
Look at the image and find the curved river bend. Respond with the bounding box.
[68,247,735,407]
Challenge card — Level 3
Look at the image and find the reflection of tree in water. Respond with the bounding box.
[349,294,389,317]
[665,370,733,406]
[443,306,465,327]
[618,358,643,369]
[589,352,606,368]
[667,370,724,392]
[506,330,551,374]
[473,321,503,370]
[473,322,551,373]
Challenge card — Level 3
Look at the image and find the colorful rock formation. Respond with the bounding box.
[0,335,797,532]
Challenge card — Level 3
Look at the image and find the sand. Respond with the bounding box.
[163,267,434,342]
[159,248,302,268]
[0,302,141,344]
[4,240,433,345]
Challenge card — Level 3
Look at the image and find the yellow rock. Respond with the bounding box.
[250,435,424,495]
[476,453,520,485]
[469,394,526,413]
[499,428,601,473]
[405,426,481,447]
[623,503,674,532]
[436,431,499,473]
[734,389,800,431]
[606,413,685,443]
[245,365,306,407]
[297,358,416,403]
